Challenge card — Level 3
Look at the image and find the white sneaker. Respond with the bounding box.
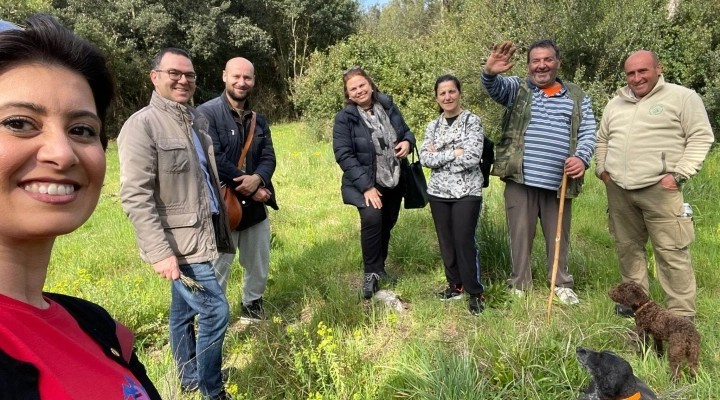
[554,287,580,305]
[508,288,525,298]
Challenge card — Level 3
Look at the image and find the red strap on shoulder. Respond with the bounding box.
[115,321,134,363]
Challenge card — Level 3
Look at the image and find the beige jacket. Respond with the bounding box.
[596,76,714,190]
[118,92,234,265]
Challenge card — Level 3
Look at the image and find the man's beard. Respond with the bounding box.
[227,87,250,103]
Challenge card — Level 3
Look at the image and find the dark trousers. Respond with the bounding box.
[357,185,404,274]
[429,199,484,295]
[504,180,574,290]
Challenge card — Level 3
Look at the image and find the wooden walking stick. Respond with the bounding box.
[547,172,568,322]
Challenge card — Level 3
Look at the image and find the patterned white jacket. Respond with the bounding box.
[420,110,484,199]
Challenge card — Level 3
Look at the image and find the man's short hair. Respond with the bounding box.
[152,47,191,69]
[527,39,561,63]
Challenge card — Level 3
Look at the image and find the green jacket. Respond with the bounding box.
[492,79,587,198]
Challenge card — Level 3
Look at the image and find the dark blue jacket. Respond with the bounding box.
[332,93,416,207]
[197,94,278,214]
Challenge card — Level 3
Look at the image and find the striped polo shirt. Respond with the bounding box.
[482,72,596,191]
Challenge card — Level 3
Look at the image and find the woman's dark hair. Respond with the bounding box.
[434,74,462,113]
[0,14,114,150]
[342,66,380,106]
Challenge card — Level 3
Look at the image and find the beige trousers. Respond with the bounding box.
[504,181,574,290]
[605,179,696,316]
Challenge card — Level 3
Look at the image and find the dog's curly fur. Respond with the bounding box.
[608,281,700,381]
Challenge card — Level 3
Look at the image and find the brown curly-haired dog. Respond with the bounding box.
[608,281,700,382]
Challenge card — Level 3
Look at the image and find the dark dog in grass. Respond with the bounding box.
[608,281,700,382]
[576,347,657,400]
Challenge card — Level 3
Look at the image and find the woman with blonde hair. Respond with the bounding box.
[332,67,416,299]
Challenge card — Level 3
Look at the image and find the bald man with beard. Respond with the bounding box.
[596,50,714,322]
[198,57,278,324]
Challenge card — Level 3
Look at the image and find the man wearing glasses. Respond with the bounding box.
[118,47,234,400]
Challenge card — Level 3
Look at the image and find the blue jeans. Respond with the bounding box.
[169,262,229,399]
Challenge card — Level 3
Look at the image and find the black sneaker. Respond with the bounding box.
[614,303,634,318]
[362,273,380,299]
[469,294,485,315]
[437,284,463,301]
[241,298,264,324]
[378,270,398,285]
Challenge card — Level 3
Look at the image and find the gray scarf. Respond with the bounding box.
[358,102,400,188]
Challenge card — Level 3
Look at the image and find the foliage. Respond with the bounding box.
[293,33,442,141]
[241,0,359,117]
[296,0,720,142]
[47,124,720,398]
[1,0,359,133]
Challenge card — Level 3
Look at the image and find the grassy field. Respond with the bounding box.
[48,123,719,399]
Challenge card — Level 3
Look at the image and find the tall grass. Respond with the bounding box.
[47,124,719,399]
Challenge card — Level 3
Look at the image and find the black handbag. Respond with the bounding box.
[403,145,428,209]
[237,196,267,231]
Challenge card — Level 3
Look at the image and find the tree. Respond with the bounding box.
[241,0,359,116]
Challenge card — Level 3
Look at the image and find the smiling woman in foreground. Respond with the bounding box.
[0,15,160,399]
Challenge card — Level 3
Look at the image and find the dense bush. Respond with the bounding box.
[293,33,442,141]
[294,0,720,143]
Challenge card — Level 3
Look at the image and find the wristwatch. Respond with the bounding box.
[672,172,688,189]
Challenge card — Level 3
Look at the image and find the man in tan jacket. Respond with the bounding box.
[596,50,714,321]
[118,47,233,400]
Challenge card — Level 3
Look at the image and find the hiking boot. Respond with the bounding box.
[469,294,485,315]
[362,273,380,299]
[554,287,580,305]
[614,303,635,318]
[378,270,398,285]
[240,298,264,324]
[437,284,464,301]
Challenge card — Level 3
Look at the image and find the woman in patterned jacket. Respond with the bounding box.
[420,75,486,315]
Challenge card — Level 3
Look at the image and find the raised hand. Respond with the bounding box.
[484,41,517,76]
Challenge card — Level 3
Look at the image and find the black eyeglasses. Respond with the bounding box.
[154,69,197,82]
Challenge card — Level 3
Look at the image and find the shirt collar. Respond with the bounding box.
[222,91,252,119]
[526,77,567,96]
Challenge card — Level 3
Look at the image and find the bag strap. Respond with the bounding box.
[238,111,256,169]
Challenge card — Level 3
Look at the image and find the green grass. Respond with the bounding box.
[47,123,720,399]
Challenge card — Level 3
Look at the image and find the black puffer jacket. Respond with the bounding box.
[332,93,416,207]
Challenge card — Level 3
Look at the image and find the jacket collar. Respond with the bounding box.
[150,91,192,120]
[618,75,666,102]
